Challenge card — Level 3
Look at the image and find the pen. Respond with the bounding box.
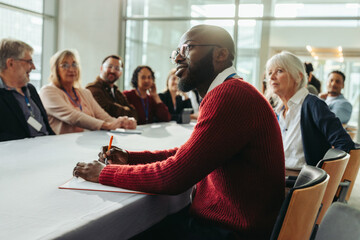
[105,135,113,165]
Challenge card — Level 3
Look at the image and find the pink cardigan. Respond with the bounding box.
[40,83,115,134]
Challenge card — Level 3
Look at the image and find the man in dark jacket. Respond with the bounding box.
[0,38,54,142]
[86,55,137,120]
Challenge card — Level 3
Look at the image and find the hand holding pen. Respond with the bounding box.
[104,135,113,165]
[98,137,129,165]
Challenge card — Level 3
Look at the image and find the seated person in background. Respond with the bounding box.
[159,68,192,121]
[319,70,352,124]
[188,89,201,120]
[40,49,136,135]
[0,38,54,141]
[304,62,321,94]
[266,51,354,176]
[86,55,137,120]
[123,65,171,125]
[74,24,285,239]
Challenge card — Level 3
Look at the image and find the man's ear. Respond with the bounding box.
[214,48,229,62]
[6,58,14,68]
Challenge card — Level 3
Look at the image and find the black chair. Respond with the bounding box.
[270,165,329,240]
[336,143,360,202]
[314,202,360,240]
[315,149,349,225]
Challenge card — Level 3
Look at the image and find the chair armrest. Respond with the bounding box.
[286,176,297,188]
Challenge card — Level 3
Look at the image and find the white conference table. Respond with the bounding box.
[0,122,195,240]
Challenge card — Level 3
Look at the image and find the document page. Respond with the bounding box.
[59,177,147,194]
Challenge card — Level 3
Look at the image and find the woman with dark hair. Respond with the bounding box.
[123,65,171,125]
[159,68,192,121]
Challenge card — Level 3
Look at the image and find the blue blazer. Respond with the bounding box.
[300,94,354,166]
[0,83,55,141]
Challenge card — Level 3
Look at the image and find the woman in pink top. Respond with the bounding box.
[40,49,136,134]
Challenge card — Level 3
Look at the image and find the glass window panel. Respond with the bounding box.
[237,20,262,49]
[127,0,235,18]
[238,4,264,17]
[0,7,43,89]
[124,20,235,91]
[0,0,43,13]
[236,56,259,87]
[274,3,360,18]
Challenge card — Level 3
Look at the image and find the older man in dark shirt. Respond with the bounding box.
[0,38,54,141]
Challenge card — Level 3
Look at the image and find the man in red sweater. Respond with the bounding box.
[74,25,285,239]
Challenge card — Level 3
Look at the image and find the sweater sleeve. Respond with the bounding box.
[99,80,261,194]
[39,85,105,130]
[127,148,178,165]
[310,97,354,152]
[152,97,171,122]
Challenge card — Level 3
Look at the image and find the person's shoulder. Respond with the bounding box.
[213,78,258,96]
[123,89,135,95]
[40,83,59,93]
[158,90,169,97]
[86,77,103,89]
[303,94,323,106]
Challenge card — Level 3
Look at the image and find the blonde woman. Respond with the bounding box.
[40,49,136,134]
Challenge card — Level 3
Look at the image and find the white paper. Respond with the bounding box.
[110,128,143,134]
[59,177,146,194]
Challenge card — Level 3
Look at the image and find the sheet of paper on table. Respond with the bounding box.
[59,177,148,194]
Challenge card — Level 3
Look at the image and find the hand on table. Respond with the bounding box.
[98,145,129,165]
[73,161,105,183]
[117,116,137,129]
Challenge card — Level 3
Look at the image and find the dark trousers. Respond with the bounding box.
[130,205,238,240]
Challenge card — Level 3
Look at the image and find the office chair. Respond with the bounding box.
[270,165,329,240]
[315,148,349,225]
[336,143,360,202]
[314,202,360,240]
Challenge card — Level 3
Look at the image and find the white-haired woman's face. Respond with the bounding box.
[267,65,297,99]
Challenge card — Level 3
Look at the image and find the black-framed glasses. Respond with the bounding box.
[60,62,79,70]
[16,58,34,66]
[170,44,221,64]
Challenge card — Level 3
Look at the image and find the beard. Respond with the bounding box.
[103,73,118,84]
[178,49,216,92]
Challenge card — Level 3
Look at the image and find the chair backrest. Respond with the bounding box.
[338,143,360,201]
[316,148,350,224]
[271,165,329,240]
[314,202,360,240]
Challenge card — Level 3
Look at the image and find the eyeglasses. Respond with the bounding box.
[103,64,123,72]
[170,44,221,64]
[60,62,79,70]
[16,58,34,66]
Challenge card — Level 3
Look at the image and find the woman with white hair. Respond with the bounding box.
[40,49,136,134]
[266,51,354,176]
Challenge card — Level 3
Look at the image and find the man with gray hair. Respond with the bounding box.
[0,38,54,141]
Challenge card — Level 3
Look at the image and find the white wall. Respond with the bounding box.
[58,0,121,87]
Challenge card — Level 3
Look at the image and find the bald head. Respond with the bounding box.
[186,25,235,64]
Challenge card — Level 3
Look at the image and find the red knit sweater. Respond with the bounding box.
[100,78,285,239]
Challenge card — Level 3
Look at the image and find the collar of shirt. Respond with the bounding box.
[326,94,344,102]
[0,76,7,89]
[206,66,238,94]
[275,87,309,115]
